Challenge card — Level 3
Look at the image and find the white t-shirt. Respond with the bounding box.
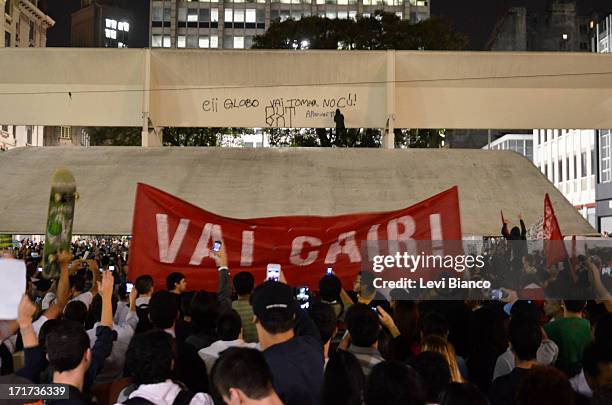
[42,292,56,311]
[198,339,259,373]
[71,291,94,309]
[32,315,48,338]
[88,311,138,384]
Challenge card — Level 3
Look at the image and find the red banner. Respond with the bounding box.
[128,184,462,291]
[544,193,568,268]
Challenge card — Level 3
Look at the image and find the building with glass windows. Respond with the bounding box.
[533,129,596,228]
[482,133,534,161]
[0,0,53,149]
[150,0,430,49]
[71,0,132,48]
[593,14,612,233]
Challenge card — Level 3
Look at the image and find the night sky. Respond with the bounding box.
[44,0,611,50]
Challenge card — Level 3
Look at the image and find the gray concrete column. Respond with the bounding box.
[383,49,396,149]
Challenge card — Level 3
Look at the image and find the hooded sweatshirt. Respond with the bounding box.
[116,380,213,405]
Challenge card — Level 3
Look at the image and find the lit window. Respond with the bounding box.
[349,11,356,20]
[246,9,256,23]
[105,29,111,38]
[163,36,171,47]
[337,11,347,19]
[118,22,123,31]
[234,9,244,22]
[416,0,426,5]
[326,11,336,19]
[396,12,402,19]
[188,9,198,21]
[110,30,116,39]
[105,18,112,28]
[199,36,210,48]
[562,33,568,40]
[178,35,186,48]
[122,22,129,32]
[210,35,218,48]
[151,35,162,47]
[225,9,233,22]
[316,0,324,4]
[110,19,117,29]
[211,8,219,22]
[363,12,371,18]
[257,0,265,3]
[234,36,244,49]
[281,0,291,3]
[337,0,348,4]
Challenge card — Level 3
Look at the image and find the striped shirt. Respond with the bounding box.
[233,298,258,343]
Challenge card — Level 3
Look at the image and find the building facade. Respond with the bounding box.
[593,14,612,233]
[533,129,596,228]
[150,0,430,49]
[487,1,598,52]
[0,0,54,150]
[482,133,534,161]
[71,0,132,48]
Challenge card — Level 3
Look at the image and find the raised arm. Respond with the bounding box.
[88,259,100,297]
[43,250,72,320]
[15,294,46,383]
[18,295,38,349]
[214,243,232,311]
[587,258,612,312]
[519,214,527,239]
[99,271,114,328]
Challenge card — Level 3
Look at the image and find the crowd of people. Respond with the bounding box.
[0,226,611,405]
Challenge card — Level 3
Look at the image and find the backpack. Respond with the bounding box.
[123,389,196,405]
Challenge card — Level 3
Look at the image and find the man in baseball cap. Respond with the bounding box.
[251,280,324,405]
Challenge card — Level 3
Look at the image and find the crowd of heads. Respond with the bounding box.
[0,230,611,405]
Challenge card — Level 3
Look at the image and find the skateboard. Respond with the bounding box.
[42,168,77,279]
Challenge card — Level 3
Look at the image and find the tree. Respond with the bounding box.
[255,13,465,147]
[253,13,467,51]
[89,127,141,146]
[162,127,248,147]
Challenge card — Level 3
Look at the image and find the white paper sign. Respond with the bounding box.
[0,259,26,320]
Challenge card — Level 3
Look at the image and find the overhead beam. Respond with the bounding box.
[1,48,611,129]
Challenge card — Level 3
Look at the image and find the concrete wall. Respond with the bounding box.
[0,147,596,236]
[1,48,612,129]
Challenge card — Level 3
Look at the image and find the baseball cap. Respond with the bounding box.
[250,281,296,319]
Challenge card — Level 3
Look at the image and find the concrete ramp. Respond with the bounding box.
[0,147,596,236]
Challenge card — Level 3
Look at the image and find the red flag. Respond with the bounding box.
[129,184,463,291]
[544,193,568,267]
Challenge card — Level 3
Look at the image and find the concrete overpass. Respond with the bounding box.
[1,48,612,147]
[0,147,596,236]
